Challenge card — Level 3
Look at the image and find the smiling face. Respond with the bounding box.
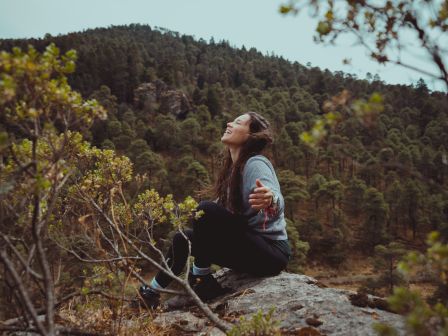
[221,114,251,148]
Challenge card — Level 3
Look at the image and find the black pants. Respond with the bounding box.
[155,201,290,288]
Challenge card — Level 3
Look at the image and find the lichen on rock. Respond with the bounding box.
[153,269,405,335]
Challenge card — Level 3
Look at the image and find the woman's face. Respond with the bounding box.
[221,114,251,147]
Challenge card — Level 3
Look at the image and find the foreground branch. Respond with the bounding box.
[0,250,46,335]
[0,325,103,336]
[86,195,232,332]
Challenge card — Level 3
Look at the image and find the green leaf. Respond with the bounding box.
[427,231,440,244]
[0,131,8,146]
[279,5,292,14]
[316,21,332,35]
[324,111,339,126]
[300,131,312,144]
[369,92,383,104]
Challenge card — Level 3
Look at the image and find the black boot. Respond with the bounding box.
[131,285,161,309]
[188,272,229,301]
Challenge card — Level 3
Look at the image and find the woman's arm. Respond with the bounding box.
[243,157,284,215]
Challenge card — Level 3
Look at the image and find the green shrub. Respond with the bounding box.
[227,307,281,336]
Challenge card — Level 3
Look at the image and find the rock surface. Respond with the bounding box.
[134,80,191,118]
[153,269,406,335]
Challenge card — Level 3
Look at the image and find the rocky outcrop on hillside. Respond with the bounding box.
[153,269,406,335]
[134,80,191,118]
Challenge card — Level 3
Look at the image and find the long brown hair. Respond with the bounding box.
[214,111,273,213]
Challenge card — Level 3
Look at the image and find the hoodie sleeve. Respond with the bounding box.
[242,157,284,217]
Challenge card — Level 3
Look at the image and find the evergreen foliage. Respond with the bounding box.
[1,24,447,268]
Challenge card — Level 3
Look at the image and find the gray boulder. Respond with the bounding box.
[154,269,406,335]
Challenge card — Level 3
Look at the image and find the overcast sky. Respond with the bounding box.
[0,0,446,92]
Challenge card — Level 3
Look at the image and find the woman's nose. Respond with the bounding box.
[227,122,232,127]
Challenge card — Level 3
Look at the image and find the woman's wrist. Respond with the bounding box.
[268,192,278,209]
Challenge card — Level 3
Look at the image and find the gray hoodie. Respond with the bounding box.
[241,155,288,240]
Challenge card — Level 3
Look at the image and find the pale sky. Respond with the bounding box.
[0,0,446,92]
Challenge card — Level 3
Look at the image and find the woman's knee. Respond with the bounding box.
[197,200,219,214]
[194,200,220,226]
[172,229,193,251]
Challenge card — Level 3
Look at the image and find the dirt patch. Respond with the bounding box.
[302,255,437,300]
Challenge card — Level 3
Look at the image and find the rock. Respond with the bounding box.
[306,317,323,327]
[295,326,323,335]
[349,292,394,313]
[349,292,370,308]
[153,310,224,334]
[371,297,393,313]
[133,82,157,110]
[133,80,191,118]
[153,269,406,336]
[159,90,191,119]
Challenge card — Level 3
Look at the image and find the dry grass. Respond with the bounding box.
[57,294,173,335]
[303,254,374,280]
[302,254,437,299]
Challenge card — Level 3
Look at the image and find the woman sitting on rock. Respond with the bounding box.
[138,111,291,307]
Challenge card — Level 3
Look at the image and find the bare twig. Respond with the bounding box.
[4,271,32,329]
[90,199,187,296]
[1,234,43,280]
[0,250,46,335]
[403,13,448,88]
[0,325,103,336]
[86,195,232,332]
[53,240,143,264]
[2,288,136,328]
[31,135,55,335]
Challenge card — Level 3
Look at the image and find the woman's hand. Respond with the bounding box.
[248,179,273,211]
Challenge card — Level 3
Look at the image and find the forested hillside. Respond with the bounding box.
[1,23,447,266]
[1,24,448,334]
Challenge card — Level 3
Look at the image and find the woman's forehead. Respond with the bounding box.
[235,114,250,123]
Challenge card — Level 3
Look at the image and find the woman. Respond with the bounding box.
[138,111,291,308]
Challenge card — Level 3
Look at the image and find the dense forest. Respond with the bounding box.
[1,23,448,334]
[2,22,448,266]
